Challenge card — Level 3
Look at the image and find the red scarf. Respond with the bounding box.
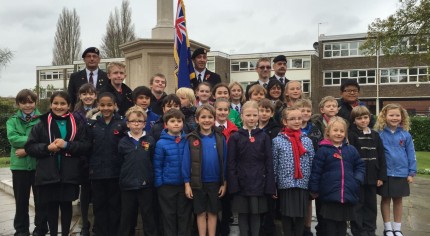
[282,127,307,179]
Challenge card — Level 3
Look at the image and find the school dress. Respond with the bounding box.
[227,128,276,214]
[377,127,416,198]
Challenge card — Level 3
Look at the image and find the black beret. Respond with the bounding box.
[273,55,287,63]
[191,48,207,59]
[82,47,100,58]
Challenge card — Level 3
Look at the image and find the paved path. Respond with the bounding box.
[0,167,429,235]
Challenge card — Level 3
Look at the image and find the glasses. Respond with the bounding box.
[343,89,359,94]
[286,117,302,121]
[258,66,271,70]
[128,120,146,124]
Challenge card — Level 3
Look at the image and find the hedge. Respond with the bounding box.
[410,117,430,151]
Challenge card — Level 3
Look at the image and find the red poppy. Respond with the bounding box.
[141,141,150,151]
[333,153,342,159]
[113,130,119,135]
[249,137,255,143]
[175,137,181,143]
[193,140,200,146]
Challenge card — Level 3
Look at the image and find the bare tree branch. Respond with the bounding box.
[0,48,13,70]
[101,0,136,58]
[52,8,82,65]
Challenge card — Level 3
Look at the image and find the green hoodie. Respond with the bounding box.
[6,109,41,170]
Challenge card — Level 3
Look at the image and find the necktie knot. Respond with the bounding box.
[197,74,202,83]
[263,83,268,88]
[235,105,240,113]
[219,125,225,130]
[25,114,31,122]
[280,77,284,84]
[89,72,94,85]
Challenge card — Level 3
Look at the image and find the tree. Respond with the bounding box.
[52,8,82,66]
[0,48,13,71]
[101,0,136,58]
[361,0,430,63]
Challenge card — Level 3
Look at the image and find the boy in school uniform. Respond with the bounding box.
[6,89,48,236]
[153,109,192,235]
[132,86,160,133]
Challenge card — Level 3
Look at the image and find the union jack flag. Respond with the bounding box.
[174,0,195,88]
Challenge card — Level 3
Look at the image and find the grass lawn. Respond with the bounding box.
[0,157,10,168]
[416,152,430,178]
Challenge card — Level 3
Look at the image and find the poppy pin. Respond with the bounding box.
[399,140,404,146]
[333,153,342,159]
[249,137,255,143]
[175,136,181,143]
[141,141,150,151]
[113,129,119,135]
[193,140,200,146]
[205,74,210,80]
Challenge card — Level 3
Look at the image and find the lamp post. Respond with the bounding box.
[375,42,380,115]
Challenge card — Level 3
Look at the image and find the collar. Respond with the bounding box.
[274,74,285,80]
[195,68,207,77]
[127,131,146,141]
[258,79,269,85]
[86,68,98,76]
[21,111,35,120]
[215,121,227,128]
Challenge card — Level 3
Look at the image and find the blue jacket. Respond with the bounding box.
[145,108,160,133]
[118,134,155,190]
[153,129,187,187]
[272,133,315,190]
[378,127,416,177]
[87,114,125,179]
[309,139,365,204]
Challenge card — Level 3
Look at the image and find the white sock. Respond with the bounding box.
[384,222,394,236]
[393,222,403,235]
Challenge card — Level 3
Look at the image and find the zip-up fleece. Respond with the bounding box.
[309,139,365,204]
[378,127,416,177]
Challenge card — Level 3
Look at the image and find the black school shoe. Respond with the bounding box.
[383,230,393,236]
[393,230,403,236]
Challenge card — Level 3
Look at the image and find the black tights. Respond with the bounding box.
[46,201,72,236]
[238,213,261,236]
[281,216,305,236]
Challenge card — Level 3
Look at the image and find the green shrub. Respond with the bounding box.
[410,117,430,151]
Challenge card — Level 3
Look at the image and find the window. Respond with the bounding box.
[40,70,63,80]
[324,69,376,86]
[301,80,310,93]
[287,58,311,69]
[323,41,365,58]
[230,60,258,72]
[206,58,215,72]
[380,67,429,84]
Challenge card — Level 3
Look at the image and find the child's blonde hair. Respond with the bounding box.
[374,103,410,131]
[324,116,348,139]
[248,84,266,97]
[350,106,371,124]
[241,100,259,114]
[295,98,312,109]
[107,61,126,74]
[284,80,302,103]
[319,96,338,109]
[281,106,301,121]
[196,104,216,118]
[214,98,230,108]
[125,105,147,120]
[229,82,246,104]
[176,87,196,106]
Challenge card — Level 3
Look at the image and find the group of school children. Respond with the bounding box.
[7,60,416,236]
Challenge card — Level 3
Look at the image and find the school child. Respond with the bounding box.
[212,83,242,128]
[87,92,125,236]
[228,101,276,236]
[176,87,198,129]
[25,91,90,236]
[348,105,387,236]
[153,109,192,235]
[99,62,133,116]
[295,98,323,236]
[272,107,315,236]
[284,80,303,107]
[229,81,245,113]
[118,106,158,236]
[182,104,227,236]
[247,84,266,102]
[374,104,416,236]
[7,89,48,236]
[309,117,365,236]
[214,98,238,143]
[258,98,280,139]
[195,82,212,106]
[266,79,285,123]
[72,83,97,235]
[132,86,160,133]
[311,96,339,136]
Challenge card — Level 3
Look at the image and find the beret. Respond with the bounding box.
[82,47,100,58]
[191,48,207,59]
[273,55,287,63]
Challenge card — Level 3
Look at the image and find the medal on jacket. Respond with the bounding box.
[175,136,181,143]
[249,131,255,143]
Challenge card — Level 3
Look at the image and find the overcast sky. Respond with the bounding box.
[0,0,400,97]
